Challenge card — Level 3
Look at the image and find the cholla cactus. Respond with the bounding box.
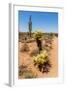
[33,30,43,40]
[33,50,48,65]
[33,30,43,52]
[32,50,51,73]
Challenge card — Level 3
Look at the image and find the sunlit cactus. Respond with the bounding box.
[32,50,51,73]
[33,50,48,65]
[33,30,43,53]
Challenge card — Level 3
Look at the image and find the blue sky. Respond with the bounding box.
[18,11,58,33]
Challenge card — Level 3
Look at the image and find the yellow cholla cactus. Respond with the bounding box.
[33,30,43,40]
[33,50,48,65]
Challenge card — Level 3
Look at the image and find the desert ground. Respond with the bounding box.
[18,36,58,79]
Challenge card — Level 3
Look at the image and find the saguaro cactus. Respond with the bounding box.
[28,16,32,37]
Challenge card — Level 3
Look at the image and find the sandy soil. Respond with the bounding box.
[18,37,58,78]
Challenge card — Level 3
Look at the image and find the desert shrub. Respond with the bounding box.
[44,43,52,51]
[55,33,58,37]
[22,70,37,79]
[44,36,53,51]
[29,49,39,56]
[20,43,30,52]
[26,38,35,43]
[19,65,28,76]
[21,38,35,43]
[19,65,37,78]
[49,33,55,40]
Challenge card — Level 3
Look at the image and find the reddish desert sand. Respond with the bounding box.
[18,37,58,78]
